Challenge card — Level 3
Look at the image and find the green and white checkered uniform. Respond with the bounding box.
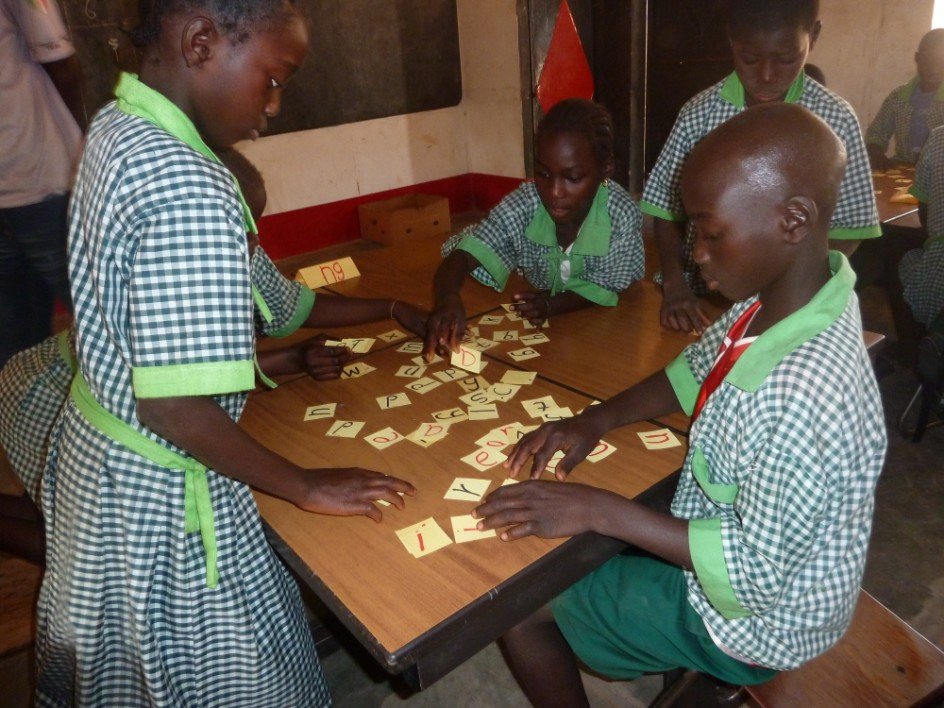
[441,180,644,306]
[36,74,329,706]
[902,125,944,326]
[664,252,886,670]
[642,72,881,292]
[866,77,944,164]
[251,246,316,337]
[0,330,74,503]
[0,247,311,511]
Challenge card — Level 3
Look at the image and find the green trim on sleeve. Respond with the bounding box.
[562,277,618,306]
[639,201,687,222]
[268,285,316,338]
[133,360,255,398]
[910,183,929,203]
[457,238,511,290]
[828,224,882,241]
[689,517,751,619]
[665,351,699,415]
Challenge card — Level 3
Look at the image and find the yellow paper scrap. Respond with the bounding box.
[303,403,337,421]
[451,514,497,543]
[396,518,452,557]
[295,256,360,289]
[326,420,366,438]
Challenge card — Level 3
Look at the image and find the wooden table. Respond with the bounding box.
[873,166,920,228]
[241,346,686,687]
[243,232,884,689]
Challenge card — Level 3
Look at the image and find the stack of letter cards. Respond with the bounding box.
[300,305,683,559]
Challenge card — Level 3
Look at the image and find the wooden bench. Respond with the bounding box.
[745,591,944,708]
[651,591,944,707]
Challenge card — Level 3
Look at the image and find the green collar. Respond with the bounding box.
[523,183,612,256]
[897,75,944,102]
[719,70,805,108]
[727,251,854,392]
[114,72,257,234]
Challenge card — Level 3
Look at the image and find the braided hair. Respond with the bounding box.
[131,0,300,48]
[536,98,615,170]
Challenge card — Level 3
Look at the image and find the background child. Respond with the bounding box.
[424,98,644,358]
[472,104,886,705]
[866,29,944,169]
[641,0,880,335]
[35,2,415,705]
[900,125,944,329]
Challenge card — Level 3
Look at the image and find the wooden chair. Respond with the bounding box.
[650,591,944,708]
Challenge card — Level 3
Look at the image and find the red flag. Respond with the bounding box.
[536,0,595,114]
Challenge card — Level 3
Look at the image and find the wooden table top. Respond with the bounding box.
[244,230,885,686]
[873,166,921,228]
[241,345,686,678]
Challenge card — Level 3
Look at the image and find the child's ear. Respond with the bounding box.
[809,20,823,50]
[182,16,217,68]
[781,196,817,245]
[602,158,615,181]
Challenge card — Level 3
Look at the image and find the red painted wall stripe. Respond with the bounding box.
[257,172,522,260]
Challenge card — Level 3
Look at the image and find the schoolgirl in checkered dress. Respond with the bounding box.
[33,2,412,705]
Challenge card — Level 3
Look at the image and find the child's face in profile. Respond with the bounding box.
[533,130,610,231]
[191,14,309,149]
[682,162,784,302]
[730,24,816,106]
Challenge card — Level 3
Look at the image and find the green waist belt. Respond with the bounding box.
[70,372,219,588]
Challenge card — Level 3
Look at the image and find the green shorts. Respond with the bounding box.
[550,554,777,686]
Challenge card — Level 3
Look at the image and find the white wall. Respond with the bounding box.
[240,0,525,218]
[244,1,936,219]
[813,1,934,128]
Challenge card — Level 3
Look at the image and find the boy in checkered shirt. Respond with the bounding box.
[473,103,887,704]
[642,0,880,337]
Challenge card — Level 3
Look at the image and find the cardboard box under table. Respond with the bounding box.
[358,194,451,245]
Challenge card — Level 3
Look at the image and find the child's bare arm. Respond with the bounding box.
[137,396,415,521]
[653,217,711,334]
[302,295,427,336]
[424,249,479,357]
[473,481,692,569]
[505,370,680,480]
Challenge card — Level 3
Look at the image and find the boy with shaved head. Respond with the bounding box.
[473,103,887,706]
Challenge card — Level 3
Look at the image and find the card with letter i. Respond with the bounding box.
[396,518,452,557]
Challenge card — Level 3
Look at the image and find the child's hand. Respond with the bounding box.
[659,281,711,335]
[510,291,550,326]
[391,301,429,337]
[298,335,354,380]
[423,296,466,360]
[471,480,611,541]
[295,468,417,522]
[505,415,605,480]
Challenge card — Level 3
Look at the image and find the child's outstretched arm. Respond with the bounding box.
[138,396,415,520]
[505,369,680,480]
[474,368,690,566]
[654,217,711,334]
[424,250,480,358]
[302,295,427,336]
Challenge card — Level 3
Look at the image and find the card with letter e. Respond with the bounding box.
[461,447,508,472]
[396,518,452,558]
[451,514,496,543]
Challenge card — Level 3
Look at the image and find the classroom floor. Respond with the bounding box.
[1,233,942,708]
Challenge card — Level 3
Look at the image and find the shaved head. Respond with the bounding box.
[686,102,846,220]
